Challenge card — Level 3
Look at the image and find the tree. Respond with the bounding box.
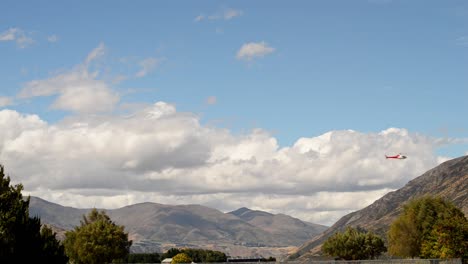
[172,253,192,264]
[64,208,132,264]
[163,248,227,263]
[40,225,69,263]
[202,249,227,263]
[0,165,68,263]
[322,226,386,260]
[388,196,468,259]
[421,213,468,259]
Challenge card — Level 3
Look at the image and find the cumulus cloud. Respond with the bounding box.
[236,41,275,61]
[0,101,454,225]
[0,97,13,107]
[0,27,34,48]
[18,43,119,114]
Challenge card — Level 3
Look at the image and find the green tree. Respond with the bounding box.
[40,225,69,263]
[163,248,227,263]
[322,226,386,260]
[64,208,132,264]
[0,165,68,263]
[388,196,468,259]
[202,249,227,263]
[172,253,192,264]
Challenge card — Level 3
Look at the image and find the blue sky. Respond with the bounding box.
[0,0,467,225]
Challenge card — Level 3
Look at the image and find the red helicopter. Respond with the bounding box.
[385,153,407,159]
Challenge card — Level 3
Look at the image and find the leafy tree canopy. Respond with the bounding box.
[322,226,386,260]
[163,248,227,263]
[388,195,467,259]
[172,253,192,264]
[64,208,132,264]
[0,165,68,263]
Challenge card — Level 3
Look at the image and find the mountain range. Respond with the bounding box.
[29,197,327,258]
[288,155,468,260]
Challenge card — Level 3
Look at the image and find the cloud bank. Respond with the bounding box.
[0,103,448,225]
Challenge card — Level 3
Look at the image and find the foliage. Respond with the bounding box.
[388,195,468,259]
[183,248,227,263]
[127,253,160,263]
[322,226,386,260]
[64,208,132,264]
[0,165,68,263]
[163,248,227,263]
[172,253,192,264]
[39,225,69,263]
[421,214,468,259]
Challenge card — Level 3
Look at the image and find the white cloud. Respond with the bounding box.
[18,43,119,114]
[236,41,275,61]
[47,35,59,43]
[0,28,34,48]
[195,8,243,22]
[0,28,17,41]
[85,42,106,65]
[0,101,454,225]
[135,57,160,77]
[194,15,205,22]
[222,8,243,20]
[0,97,13,107]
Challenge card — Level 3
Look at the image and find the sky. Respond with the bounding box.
[1,0,467,226]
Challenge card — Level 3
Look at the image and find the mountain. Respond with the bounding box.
[28,197,327,258]
[229,207,327,246]
[289,155,468,260]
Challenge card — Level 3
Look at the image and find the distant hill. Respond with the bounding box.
[229,207,327,245]
[28,197,327,258]
[289,155,468,260]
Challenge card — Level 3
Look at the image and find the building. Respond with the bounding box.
[161,258,172,264]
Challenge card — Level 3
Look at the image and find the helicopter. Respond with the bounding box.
[385,153,407,159]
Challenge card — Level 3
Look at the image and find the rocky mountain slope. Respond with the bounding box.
[229,207,327,245]
[29,197,327,257]
[289,155,468,260]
